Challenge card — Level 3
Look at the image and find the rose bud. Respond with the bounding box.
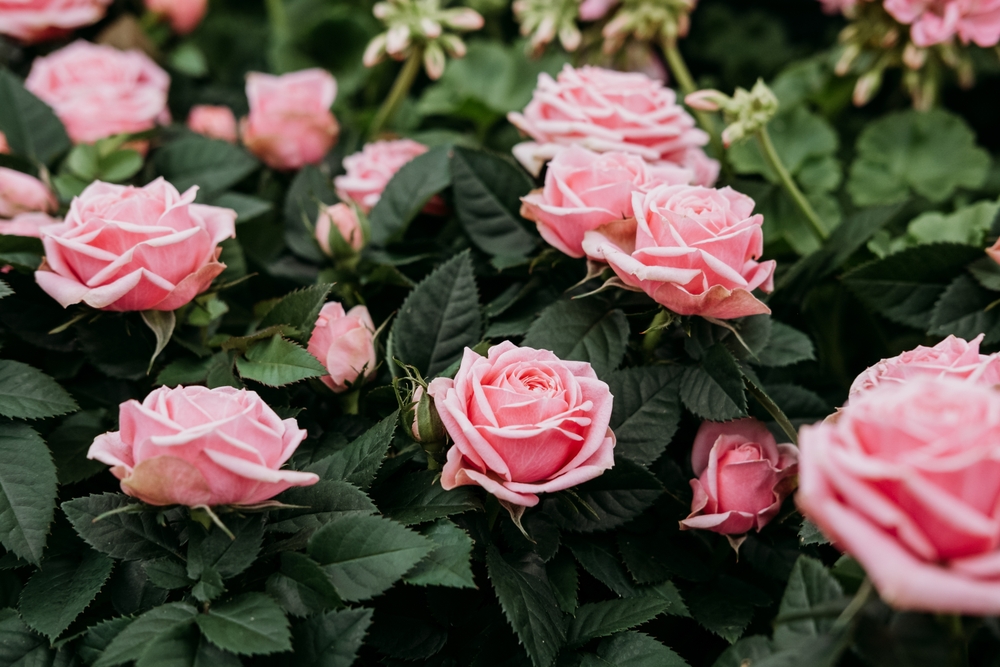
[334,139,430,214]
[240,69,339,171]
[145,0,207,34]
[0,212,60,238]
[428,341,616,507]
[187,105,238,143]
[680,418,798,537]
[0,0,111,44]
[315,202,364,257]
[306,302,377,393]
[35,178,236,312]
[408,385,446,445]
[0,167,57,218]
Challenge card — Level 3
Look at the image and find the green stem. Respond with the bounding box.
[662,39,725,162]
[265,0,290,43]
[756,126,829,240]
[745,380,798,445]
[642,309,671,361]
[338,389,361,416]
[832,578,874,632]
[369,48,423,139]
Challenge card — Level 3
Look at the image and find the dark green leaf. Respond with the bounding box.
[154,136,259,199]
[62,493,181,561]
[929,273,1000,342]
[369,145,452,245]
[266,552,342,618]
[404,519,476,589]
[547,552,579,614]
[773,557,844,650]
[213,192,272,223]
[235,335,327,387]
[19,550,114,640]
[566,597,670,646]
[754,322,815,367]
[543,460,662,533]
[195,593,291,656]
[0,69,70,164]
[584,631,689,667]
[269,480,377,534]
[94,603,199,667]
[0,607,53,666]
[0,422,57,565]
[523,299,629,378]
[144,559,191,590]
[306,412,397,489]
[79,617,133,665]
[188,516,263,584]
[605,367,683,466]
[376,470,482,525]
[680,344,748,421]
[687,578,769,644]
[0,360,78,420]
[711,636,774,667]
[0,280,11,299]
[48,410,108,485]
[257,284,334,340]
[798,520,830,547]
[567,538,636,597]
[283,166,337,262]
[136,623,243,667]
[293,608,373,667]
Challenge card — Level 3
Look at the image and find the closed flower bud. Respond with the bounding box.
[364,32,389,67]
[424,41,446,80]
[439,33,466,58]
[386,24,412,56]
[420,17,441,38]
[559,23,581,51]
[409,386,447,445]
[442,7,484,31]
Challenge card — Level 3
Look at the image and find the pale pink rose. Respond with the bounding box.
[0,132,9,154]
[0,212,60,238]
[187,105,238,143]
[582,185,776,320]
[145,0,207,34]
[334,139,429,214]
[508,65,717,185]
[849,334,1000,401]
[520,145,693,258]
[35,178,236,312]
[429,341,616,507]
[315,203,363,256]
[0,0,111,44]
[0,167,57,218]
[885,0,1000,47]
[681,418,798,535]
[798,377,1000,615]
[25,41,170,145]
[579,0,619,20]
[306,302,377,393]
[88,386,318,507]
[240,69,339,171]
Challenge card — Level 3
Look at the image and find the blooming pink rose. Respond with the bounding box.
[849,334,1000,401]
[0,212,60,238]
[681,418,798,536]
[579,0,619,20]
[429,341,616,507]
[187,105,238,143]
[89,386,318,507]
[315,203,363,256]
[145,0,207,34]
[240,69,339,171]
[798,377,1000,615]
[307,302,377,393]
[0,167,56,218]
[0,0,111,43]
[35,178,236,312]
[508,65,717,185]
[25,41,170,145]
[884,0,1000,47]
[334,139,429,214]
[582,185,776,320]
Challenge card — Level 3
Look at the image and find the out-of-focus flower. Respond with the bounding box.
[0,212,61,238]
[187,105,238,143]
[316,203,364,256]
[579,0,619,21]
[512,0,582,54]
[145,0,207,34]
[686,79,779,147]
[0,168,57,219]
[601,0,697,53]
[334,139,429,213]
[0,0,112,44]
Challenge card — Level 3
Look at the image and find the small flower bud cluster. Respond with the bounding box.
[686,79,778,147]
[601,0,696,53]
[364,0,484,80]
[512,0,582,55]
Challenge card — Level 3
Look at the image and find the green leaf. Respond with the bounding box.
[293,608,373,667]
[543,459,662,533]
[522,299,629,377]
[94,603,199,667]
[848,109,990,206]
[404,519,476,589]
[730,107,839,183]
[154,136,259,199]
[798,520,830,547]
[0,69,70,164]
[376,470,482,525]
[906,199,999,247]
[687,578,769,644]
[0,234,43,271]
[388,250,481,378]
[582,632,689,667]
[284,165,337,262]
[369,145,452,245]
[19,550,114,640]
[236,334,327,387]
[711,636,774,667]
[187,515,263,584]
[0,607,53,665]
[49,410,108,485]
[144,559,191,590]
[605,366,683,466]
[306,412,397,489]
[257,284,334,340]
[0,279,11,299]
[567,597,670,646]
[98,149,144,182]
[567,538,637,597]
[213,192,272,223]
[0,359,78,420]
[307,513,434,602]
[548,552,579,614]
[928,274,1000,342]
[266,552,343,618]
[79,617,133,665]
[269,480,377,534]
[141,310,176,373]
[680,344,748,421]
[62,493,181,561]
[0,422,57,565]
[451,147,537,257]
[773,557,844,650]
[487,547,566,667]
[754,321,815,368]
[136,623,243,667]
[195,593,292,656]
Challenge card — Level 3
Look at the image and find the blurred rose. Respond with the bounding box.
[579,0,618,20]
[0,212,60,238]
[0,0,111,44]
[0,168,57,218]
[987,235,1000,267]
[240,69,339,171]
[335,139,429,213]
[429,341,616,507]
[306,302,377,393]
[315,202,363,256]
[187,105,238,143]
[89,386,318,506]
[35,178,236,311]
[884,0,1000,47]
[145,0,207,34]
[817,0,860,13]
[582,184,776,320]
[25,41,170,144]
[0,132,9,154]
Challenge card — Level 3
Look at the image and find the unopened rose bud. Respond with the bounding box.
[424,41,446,80]
[316,202,364,257]
[409,386,447,445]
[685,89,727,112]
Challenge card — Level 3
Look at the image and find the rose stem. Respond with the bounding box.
[339,388,361,415]
[744,380,798,445]
[264,0,292,68]
[755,126,829,240]
[369,48,424,140]
[662,37,726,162]
[642,309,672,362]
[832,578,874,632]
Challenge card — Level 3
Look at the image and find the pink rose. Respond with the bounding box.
[315,203,363,256]
[817,0,861,13]
[145,0,207,34]
[429,341,616,507]
[680,418,798,536]
[0,0,111,44]
[25,41,170,145]
[0,132,9,154]
[187,105,238,143]
[849,334,1000,402]
[582,185,776,320]
[0,167,56,218]
[508,65,718,185]
[306,302,377,393]
[885,0,1000,47]
[0,212,60,238]
[240,69,339,171]
[334,139,429,214]
[520,145,693,258]
[798,377,1000,615]
[579,0,619,21]
[88,386,318,507]
[35,178,236,312]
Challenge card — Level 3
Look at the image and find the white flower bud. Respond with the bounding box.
[424,41,446,80]
[363,32,388,67]
[386,24,412,57]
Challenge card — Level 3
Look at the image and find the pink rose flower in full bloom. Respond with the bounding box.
[306,302,377,393]
[88,386,319,507]
[187,105,238,143]
[508,65,718,185]
[145,0,207,34]
[520,145,693,258]
[884,0,1000,48]
[0,167,57,218]
[240,69,339,171]
[25,41,170,145]
[35,178,236,312]
[798,377,1000,615]
[334,139,429,213]
[849,334,1000,402]
[315,203,363,256]
[680,418,798,536]
[429,341,616,507]
[582,184,776,320]
[0,0,112,44]
[0,212,60,238]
